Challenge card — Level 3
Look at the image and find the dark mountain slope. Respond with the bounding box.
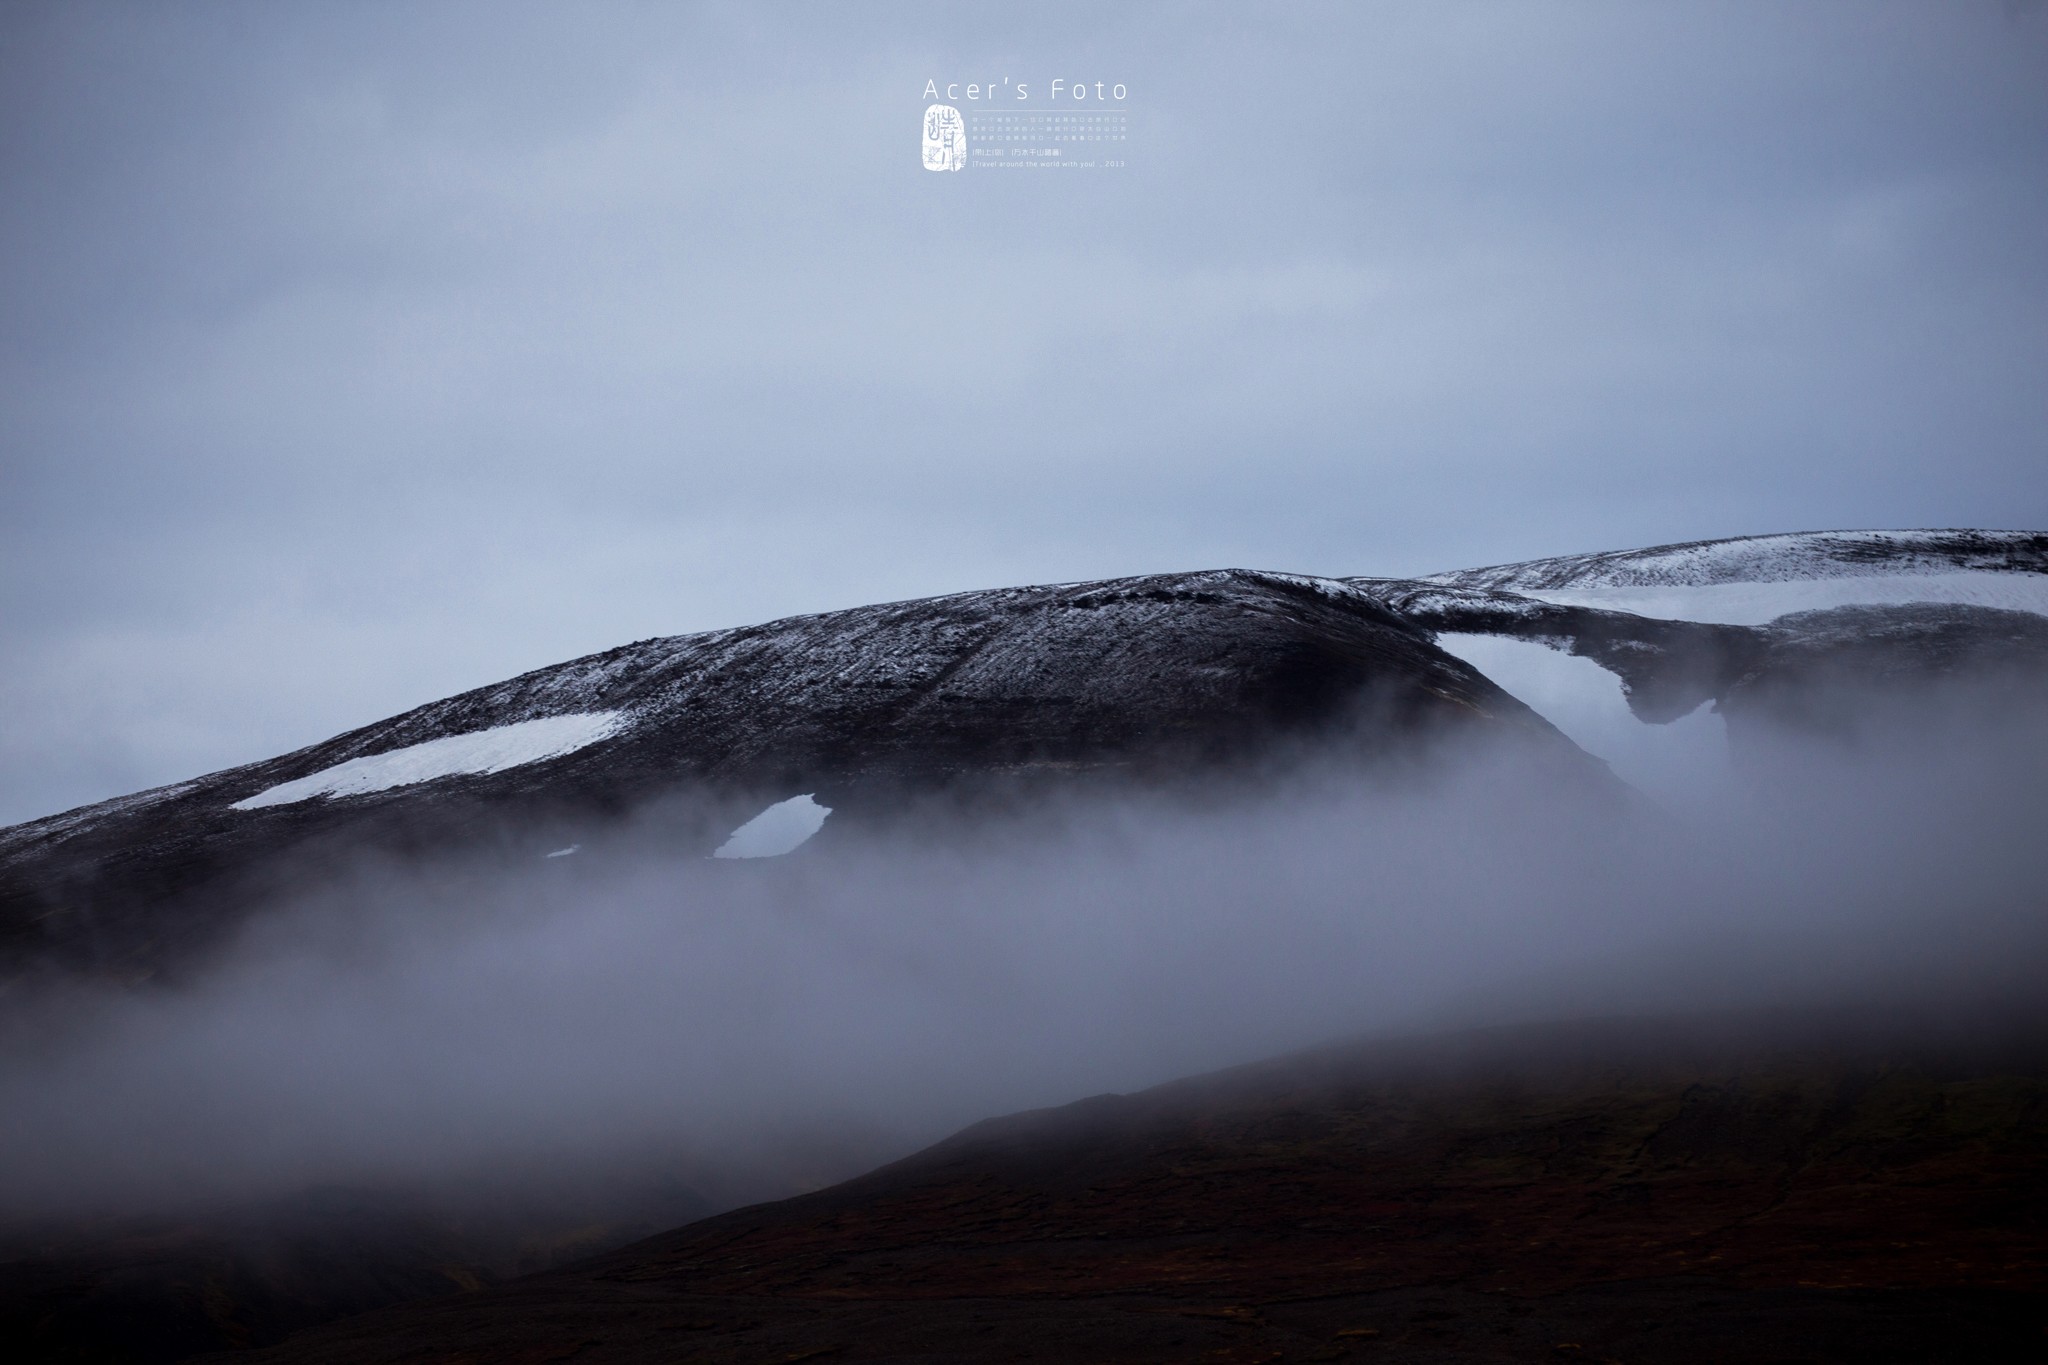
[0,570,1594,983]
[1344,583,2048,739]
[218,1008,2048,1364]
[1345,578,1766,722]
[11,533,2045,984]
[1718,603,2048,742]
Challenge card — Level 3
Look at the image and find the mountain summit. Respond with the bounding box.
[2,532,2042,983]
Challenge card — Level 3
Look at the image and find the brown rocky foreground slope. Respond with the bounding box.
[216,1008,2048,1364]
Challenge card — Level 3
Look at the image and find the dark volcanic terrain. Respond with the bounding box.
[7,530,2044,985]
[0,570,1588,984]
[211,1009,2048,1364]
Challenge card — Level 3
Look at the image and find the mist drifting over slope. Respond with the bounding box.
[1,698,2044,1226]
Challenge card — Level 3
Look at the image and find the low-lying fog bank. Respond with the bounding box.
[1,697,2044,1230]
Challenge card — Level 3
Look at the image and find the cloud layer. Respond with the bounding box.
[3,705,2042,1223]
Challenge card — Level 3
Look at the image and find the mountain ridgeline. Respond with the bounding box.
[3,530,2045,983]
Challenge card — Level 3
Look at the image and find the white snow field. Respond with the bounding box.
[231,712,626,810]
[1434,633,1731,803]
[714,794,832,859]
[1519,571,2048,626]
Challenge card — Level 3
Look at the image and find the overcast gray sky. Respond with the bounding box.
[2,0,2044,826]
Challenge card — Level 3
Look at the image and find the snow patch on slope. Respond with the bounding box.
[232,713,626,810]
[1435,633,1730,802]
[1518,571,2048,627]
[714,795,831,859]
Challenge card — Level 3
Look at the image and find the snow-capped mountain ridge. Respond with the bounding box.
[4,533,2044,984]
[6,568,1449,850]
[1347,531,2048,801]
[2,567,1582,980]
[1425,529,2047,592]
